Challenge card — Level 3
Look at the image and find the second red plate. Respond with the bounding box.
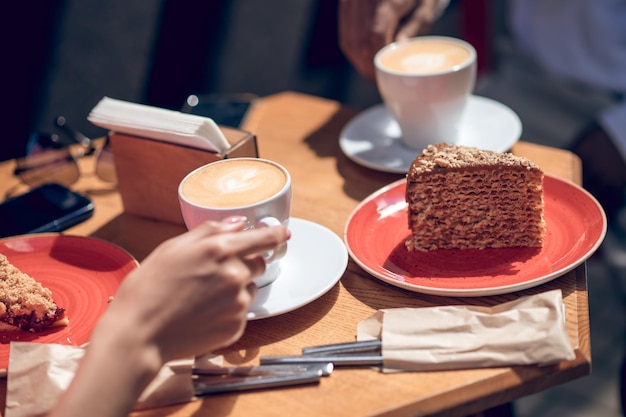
[344,174,606,297]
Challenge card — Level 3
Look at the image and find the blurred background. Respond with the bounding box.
[3,0,367,161]
[1,0,471,161]
[2,2,625,416]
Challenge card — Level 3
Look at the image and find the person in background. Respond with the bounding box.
[506,0,626,229]
[48,220,290,417]
[338,0,626,228]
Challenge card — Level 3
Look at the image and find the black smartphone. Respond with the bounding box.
[0,183,94,238]
[181,93,257,128]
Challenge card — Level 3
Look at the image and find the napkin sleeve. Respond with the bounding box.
[358,289,575,372]
[5,342,196,417]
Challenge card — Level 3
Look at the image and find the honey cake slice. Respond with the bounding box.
[0,253,67,332]
[405,143,546,251]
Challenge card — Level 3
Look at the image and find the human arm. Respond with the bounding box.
[338,0,449,82]
[47,220,290,417]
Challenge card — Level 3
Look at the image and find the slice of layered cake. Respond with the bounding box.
[0,254,67,332]
[405,143,546,252]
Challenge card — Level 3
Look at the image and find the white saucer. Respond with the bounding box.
[339,95,522,174]
[247,218,348,320]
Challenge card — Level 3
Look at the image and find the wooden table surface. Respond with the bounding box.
[0,92,590,417]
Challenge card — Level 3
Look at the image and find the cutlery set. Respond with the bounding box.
[193,340,381,395]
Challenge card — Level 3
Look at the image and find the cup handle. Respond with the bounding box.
[256,216,288,262]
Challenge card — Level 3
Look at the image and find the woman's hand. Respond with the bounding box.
[49,220,290,417]
[104,220,290,362]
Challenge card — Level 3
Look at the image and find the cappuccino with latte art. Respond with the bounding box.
[181,159,287,208]
[377,39,471,75]
[178,158,292,288]
[374,36,477,150]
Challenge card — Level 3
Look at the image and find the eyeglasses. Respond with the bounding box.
[13,116,116,187]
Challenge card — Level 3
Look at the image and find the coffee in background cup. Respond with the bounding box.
[375,36,477,150]
[178,158,292,287]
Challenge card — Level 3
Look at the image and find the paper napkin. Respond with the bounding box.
[357,289,575,372]
[5,342,203,417]
[88,97,231,153]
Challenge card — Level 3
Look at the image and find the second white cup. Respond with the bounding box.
[375,36,477,150]
[178,158,292,287]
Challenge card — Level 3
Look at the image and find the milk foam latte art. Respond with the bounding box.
[181,159,287,208]
[378,39,471,74]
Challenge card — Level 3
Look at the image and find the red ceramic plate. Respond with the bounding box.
[0,234,138,373]
[345,174,607,297]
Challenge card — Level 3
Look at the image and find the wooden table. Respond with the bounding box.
[0,92,589,417]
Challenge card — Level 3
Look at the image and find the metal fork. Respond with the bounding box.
[260,340,383,367]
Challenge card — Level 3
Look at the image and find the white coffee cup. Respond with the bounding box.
[178,158,291,287]
[374,36,477,150]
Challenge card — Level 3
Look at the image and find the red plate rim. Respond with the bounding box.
[344,174,607,297]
